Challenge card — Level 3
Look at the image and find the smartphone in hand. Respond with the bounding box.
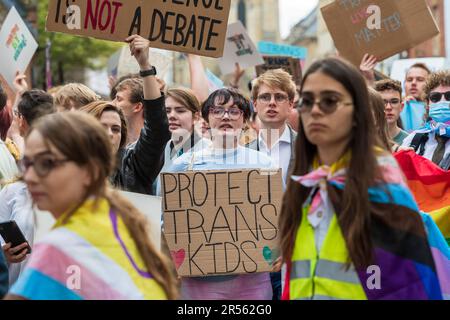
[0,221,32,254]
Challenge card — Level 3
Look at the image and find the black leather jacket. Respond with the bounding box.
[111,96,170,195]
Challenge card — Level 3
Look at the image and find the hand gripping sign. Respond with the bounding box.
[161,169,283,277]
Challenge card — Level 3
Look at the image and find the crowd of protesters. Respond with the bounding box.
[0,35,448,300]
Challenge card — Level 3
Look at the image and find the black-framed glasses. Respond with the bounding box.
[209,107,243,120]
[298,94,353,114]
[429,91,450,103]
[383,98,401,106]
[19,153,70,178]
[257,93,289,104]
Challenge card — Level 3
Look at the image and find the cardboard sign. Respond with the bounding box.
[35,191,162,249]
[218,21,264,75]
[107,46,172,79]
[255,55,302,85]
[258,41,307,60]
[161,169,283,277]
[0,7,38,90]
[321,0,440,66]
[46,0,231,58]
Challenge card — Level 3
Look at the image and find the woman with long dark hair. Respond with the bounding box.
[280,58,447,300]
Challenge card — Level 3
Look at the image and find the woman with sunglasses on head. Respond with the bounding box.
[280,58,447,300]
[166,88,276,300]
[402,71,450,170]
[4,112,178,300]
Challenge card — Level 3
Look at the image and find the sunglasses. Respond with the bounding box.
[298,94,353,114]
[19,153,70,178]
[428,91,450,103]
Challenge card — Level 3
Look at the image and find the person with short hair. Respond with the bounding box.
[113,78,145,145]
[402,70,450,170]
[99,35,171,195]
[404,63,431,103]
[375,79,409,146]
[250,69,298,186]
[0,89,55,286]
[250,69,297,300]
[54,83,100,112]
[168,88,275,300]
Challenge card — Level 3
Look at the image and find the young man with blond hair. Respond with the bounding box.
[54,83,100,112]
[250,69,297,186]
[249,68,297,300]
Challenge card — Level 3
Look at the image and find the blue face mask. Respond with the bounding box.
[429,101,450,123]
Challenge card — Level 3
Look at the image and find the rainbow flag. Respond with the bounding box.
[394,151,450,245]
[10,199,166,300]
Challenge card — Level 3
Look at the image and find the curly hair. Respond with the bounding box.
[374,79,402,97]
[423,70,450,101]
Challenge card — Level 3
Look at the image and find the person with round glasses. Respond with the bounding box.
[166,88,276,300]
[0,90,55,287]
[402,70,450,170]
[281,58,447,300]
[5,112,178,300]
[374,79,409,146]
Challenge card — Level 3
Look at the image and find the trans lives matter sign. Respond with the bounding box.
[321,0,439,66]
[46,0,231,58]
[255,55,302,86]
[161,169,283,277]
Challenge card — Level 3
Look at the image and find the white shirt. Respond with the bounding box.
[402,131,450,164]
[0,181,35,286]
[0,140,19,188]
[258,125,292,188]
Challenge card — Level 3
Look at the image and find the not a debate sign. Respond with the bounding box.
[46,0,231,58]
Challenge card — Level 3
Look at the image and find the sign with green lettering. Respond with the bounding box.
[46,0,231,58]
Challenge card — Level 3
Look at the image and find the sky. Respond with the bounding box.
[279,0,319,39]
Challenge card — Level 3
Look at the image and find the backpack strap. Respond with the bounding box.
[409,133,429,156]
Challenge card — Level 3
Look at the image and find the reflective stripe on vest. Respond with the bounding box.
[290,207,367,300]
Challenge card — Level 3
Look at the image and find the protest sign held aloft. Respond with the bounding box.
[161,169,283,277]
[218,21,264,75]
[46,0,231,58]
[0,7,38,90]
[321,0,440,66]
[256,55,302,86]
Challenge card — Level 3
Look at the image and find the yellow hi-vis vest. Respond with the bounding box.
[290,207,367,300]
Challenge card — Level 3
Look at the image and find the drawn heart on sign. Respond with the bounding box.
[263,246,273,265]
[263,247,280,265]
[170,249,186,269]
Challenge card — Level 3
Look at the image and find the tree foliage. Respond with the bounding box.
[35,0,121,88]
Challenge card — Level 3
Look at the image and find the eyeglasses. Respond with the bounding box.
[428,91,450,103]
[257,93,289,104]
[19,153,70,178]
[210,107,243,120]
[298,95,353,114]
[383,98,401,106]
